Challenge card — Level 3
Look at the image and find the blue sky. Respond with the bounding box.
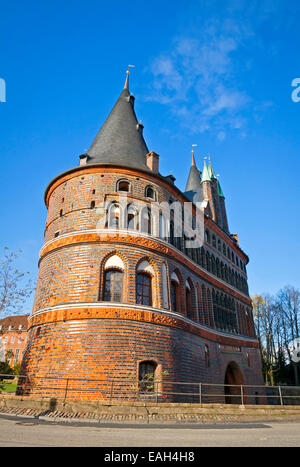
[0,0,299,314]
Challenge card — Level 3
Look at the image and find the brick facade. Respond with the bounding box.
[20,78,264,402]
[0,315,29,367]
[19,164,264,401]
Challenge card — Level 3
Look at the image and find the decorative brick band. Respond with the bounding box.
[28,303,259,349]
[39,230,252,305]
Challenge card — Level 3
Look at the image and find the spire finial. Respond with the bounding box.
[124,70,130,90]
[191,144,197,166]
[124,64,135,90]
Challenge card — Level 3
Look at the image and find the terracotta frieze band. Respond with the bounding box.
[28,303,259,349]
[39,230,252,305]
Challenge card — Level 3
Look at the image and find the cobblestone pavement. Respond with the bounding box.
[0,406,242,423]
[1,406,300,425]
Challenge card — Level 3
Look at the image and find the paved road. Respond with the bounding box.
[0,415,300,447]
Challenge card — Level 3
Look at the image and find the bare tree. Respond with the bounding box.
[253,286,300,386]
[0,248,33,317]
[275,286,300,385]
[252,294,279,385]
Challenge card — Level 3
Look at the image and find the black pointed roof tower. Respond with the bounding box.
[86,71,150,171]
[185,150,202,192]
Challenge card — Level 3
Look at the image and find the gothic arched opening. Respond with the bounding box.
[224,361,244,404]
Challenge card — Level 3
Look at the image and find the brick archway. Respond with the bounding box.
[224,361,244,404]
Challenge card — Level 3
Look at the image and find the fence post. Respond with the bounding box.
[241,385,244,405]
[64,378,69,401]
[199,383,202,404]
[278,386,283,406]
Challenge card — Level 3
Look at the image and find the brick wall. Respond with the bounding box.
[21,165,264,400]
[0,315,29,367]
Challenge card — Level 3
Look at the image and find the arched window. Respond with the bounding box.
[169,220,175,245]
[170,272,180,313]
[224,264,228,282]
[136,273,152,306]
[102,255,125,302]
[206,252,211,272]
[223,243,226,256]
[212,235,216,248]
[141,207,151,234]
[211,255,216,275]
[108,203,120,229]
[90,200,95,209]
[138,360,157,393]
[127,204,138,230]
[170,281,178,312]
[185,280,192,319]
[159,212,166,239]
[145,185,156,200]
[103,270,123,302]
[161,263,169,310]
[117,179,130,192]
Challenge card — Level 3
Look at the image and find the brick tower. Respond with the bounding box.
[21,72,264,401]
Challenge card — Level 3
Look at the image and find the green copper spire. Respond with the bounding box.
[208,158,217,179]
[201,160,211,183]
[217,179,225,198]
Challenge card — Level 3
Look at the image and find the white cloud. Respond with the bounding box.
[145,9,274,140]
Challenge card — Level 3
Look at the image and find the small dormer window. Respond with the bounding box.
[8,325,14,331]
[117,180,130,192]
[145,185,156,200]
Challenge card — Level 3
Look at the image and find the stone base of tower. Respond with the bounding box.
[19,305,264,403]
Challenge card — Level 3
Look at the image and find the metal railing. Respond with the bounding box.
[1,373,300,406]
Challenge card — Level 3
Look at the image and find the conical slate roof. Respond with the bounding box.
[87,73,150,171]
[185,152,202,192]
